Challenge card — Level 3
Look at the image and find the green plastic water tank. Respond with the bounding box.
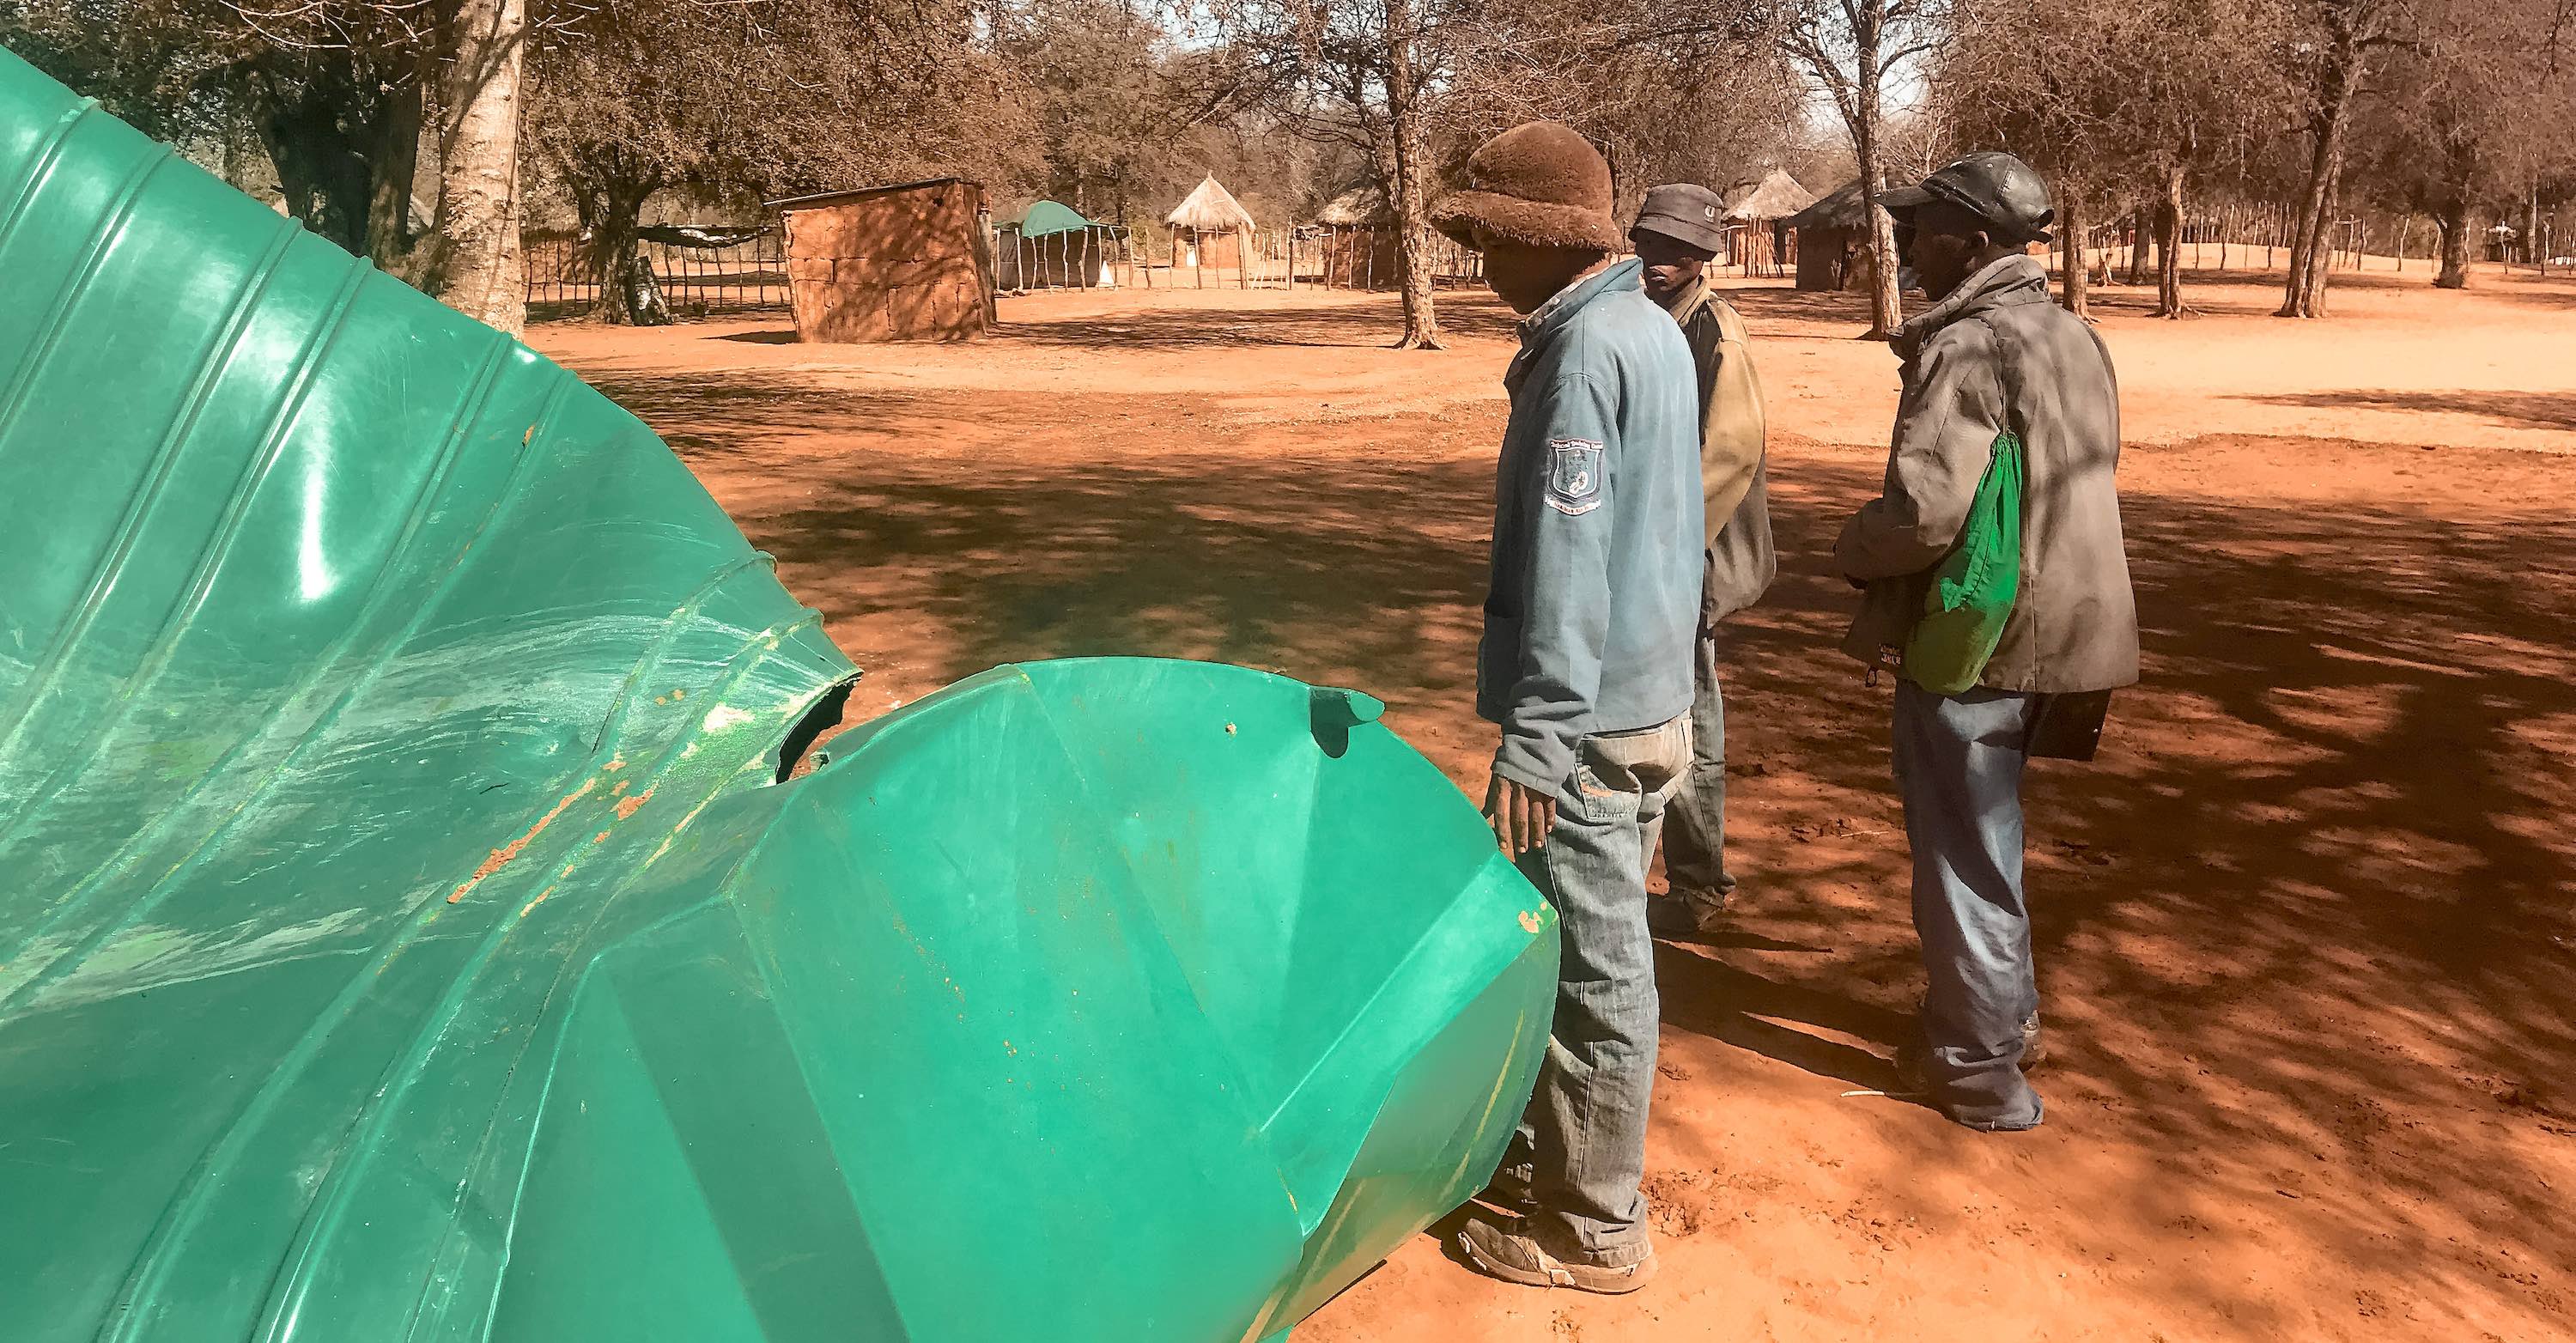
[0,46,1555,1342]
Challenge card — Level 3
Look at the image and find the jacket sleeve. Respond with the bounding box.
[1699,313,1766,541]
[1493,369,1619,794]
[1833,324,2006,580]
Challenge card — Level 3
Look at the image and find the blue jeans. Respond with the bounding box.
[1510,713,1691,1264]
[1660,631,1734,902]
[1892,681,2045,1130]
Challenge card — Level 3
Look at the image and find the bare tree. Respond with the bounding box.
[2274,0,2411,317]
[1438,2,1797,225]
[1782,0,1944,337]
[529,0,1030,325]
[1939,0,2285,319]
[1189,0,1458,349]
[2346,0,2576,289]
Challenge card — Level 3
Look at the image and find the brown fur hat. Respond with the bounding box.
[1431,122,1622,253]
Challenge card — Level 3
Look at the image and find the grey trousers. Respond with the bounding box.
[1660,631,1734,901]
[1510,712,1692,1264]
[1892,681,2046,1130]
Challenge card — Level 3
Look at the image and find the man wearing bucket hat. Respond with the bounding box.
[1832,150,2138,1133]
[1431,122,1704,1292]
[1627,184,1775,940]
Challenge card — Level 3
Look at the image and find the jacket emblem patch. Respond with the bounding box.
[1546,438,1605,515]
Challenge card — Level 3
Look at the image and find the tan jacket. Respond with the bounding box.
[1666,281,1775,626]
[1833,255,2139,693]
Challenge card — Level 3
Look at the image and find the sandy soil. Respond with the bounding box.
[532,264,2576,1342]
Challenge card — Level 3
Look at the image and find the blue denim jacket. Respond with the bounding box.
[1479,258,1704,794]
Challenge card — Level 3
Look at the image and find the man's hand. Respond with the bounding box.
[1483,774,1558,859]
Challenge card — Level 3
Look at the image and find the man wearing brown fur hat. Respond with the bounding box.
[1431,121,1704,1294]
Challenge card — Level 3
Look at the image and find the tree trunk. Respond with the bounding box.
[2057,190,2090,319]
[2294,153,2345,314]
[2279,40,2360,319]
[1852,70,1903,338]
[364,74,424,270]
[587,179,670,326]
[247,70,374,253]
[2527,179,2543,269]
[2155,166,2185,317]
[2129,207,2152,284]
[428,0,530,336]
[2436,195,2471,289]
[1383,3,1441,352]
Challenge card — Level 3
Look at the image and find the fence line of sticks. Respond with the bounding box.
[2075,200,2573,276]
[523,228,790,320]
[988,224,1491,293]
[521,202,2568,322]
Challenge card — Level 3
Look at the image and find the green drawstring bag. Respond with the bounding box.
[1903,431,2024,695]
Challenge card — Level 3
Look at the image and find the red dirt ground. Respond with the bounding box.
[533,264,2576,1342]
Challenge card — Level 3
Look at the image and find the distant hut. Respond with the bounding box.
[1722,169,1815,277]
[1165,175,1258,278]
[771,177,991,343]
[1311,185,1400,289]
[996,199,1109,290]
[1786,180,1870,292]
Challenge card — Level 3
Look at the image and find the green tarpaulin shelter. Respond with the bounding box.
[1015,198,1097,237]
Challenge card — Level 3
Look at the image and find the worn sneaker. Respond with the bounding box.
[1646,887,1730,940]
[1457,1214,1658,1294]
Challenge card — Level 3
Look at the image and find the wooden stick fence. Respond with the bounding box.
[523,228,789,321]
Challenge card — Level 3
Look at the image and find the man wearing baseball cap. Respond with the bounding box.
[1627,184,1776,941]
[1833,150,2138,1132]
[1430,122,1704,1292]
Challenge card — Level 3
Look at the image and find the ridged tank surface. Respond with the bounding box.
[0,46,1557,1343]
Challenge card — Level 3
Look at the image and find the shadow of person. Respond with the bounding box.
[1653,942,1912,1092]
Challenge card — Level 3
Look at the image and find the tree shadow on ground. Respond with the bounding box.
[2242,389,2576,432]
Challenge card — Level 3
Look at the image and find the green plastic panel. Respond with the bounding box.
[0,46,1557,1342]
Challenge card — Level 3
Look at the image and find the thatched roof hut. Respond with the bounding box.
[1786,179,1874,291]
[1315,185,1392,228]
[1166,176,1258,234]
[1786,179,1868,233]
[1164,175,1258,273]
[1724,169,1816,222]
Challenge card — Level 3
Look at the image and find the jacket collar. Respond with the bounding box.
[1892,252,2050,360]
[1520,257,1644,349]
[1508,258,1643,393]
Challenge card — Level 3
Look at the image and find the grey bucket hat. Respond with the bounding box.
[1631,183,1728,255]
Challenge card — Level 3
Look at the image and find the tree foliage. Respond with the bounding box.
[1941,0,2287,316]
[525,0,1032,322]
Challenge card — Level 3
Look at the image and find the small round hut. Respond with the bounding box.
[1785,180,1871,292]
[1310,185,1400,289]
[1721,169,1815,277]
[1165,175,1258,278]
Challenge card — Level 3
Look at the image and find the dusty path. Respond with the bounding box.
[533,269,2576,1341]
